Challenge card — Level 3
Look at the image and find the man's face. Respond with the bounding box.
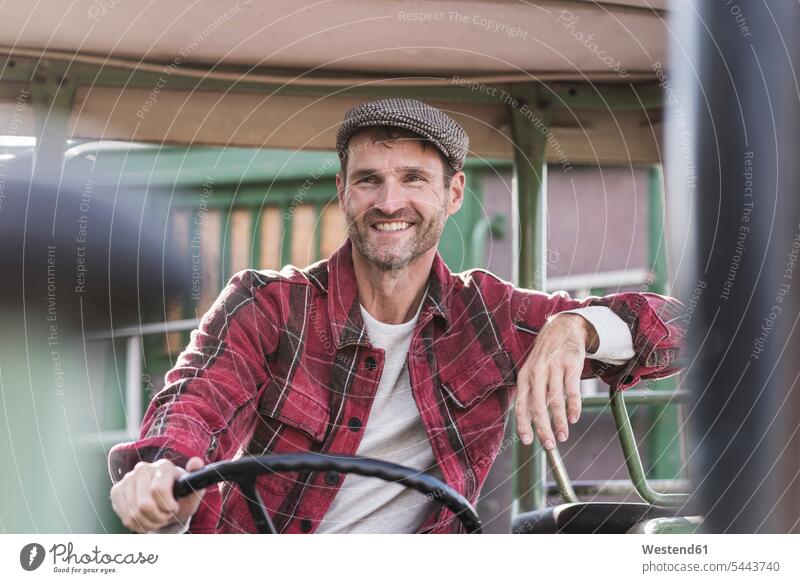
[336,129,464,271]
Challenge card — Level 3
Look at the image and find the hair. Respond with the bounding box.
[339,126,457,189]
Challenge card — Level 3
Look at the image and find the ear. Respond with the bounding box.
[446,171,466,217]
[335,171,346,212]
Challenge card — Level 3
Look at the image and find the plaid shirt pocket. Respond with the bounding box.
[438,350,517,495]
[251,378,331,495]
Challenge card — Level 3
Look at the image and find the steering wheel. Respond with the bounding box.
[173,453,482,533]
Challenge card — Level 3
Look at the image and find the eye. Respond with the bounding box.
[357,175,379,184]
[406,175,425,182]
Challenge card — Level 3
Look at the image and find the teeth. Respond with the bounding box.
[375,222,411,232]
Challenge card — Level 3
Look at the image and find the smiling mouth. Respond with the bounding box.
[372,221,414,232]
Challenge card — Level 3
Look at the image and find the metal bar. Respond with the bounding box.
[648,166,671,295]
[547,479,692,497]
[313,203,323,262]
[220,200,233,282]
[124,336,143,437]
[86,318,200,340]
[463,166,485,268]
[280,204,293,268]
[546,447,579,503]
[582,389,690,408]
[250,206,262,269]
[610,389,690,506]
[644,165,684,480]
[470,216,492,269]
[471,214,507,269]
[545,268,653,293]
[509,83,550,512]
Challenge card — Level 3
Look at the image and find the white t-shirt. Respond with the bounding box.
[316,295,442,533]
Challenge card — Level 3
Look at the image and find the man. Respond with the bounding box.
[108,98,685,534]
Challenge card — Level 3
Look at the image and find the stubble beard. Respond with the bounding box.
[347,203,447,272]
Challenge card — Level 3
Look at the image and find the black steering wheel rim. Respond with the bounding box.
[173,453,482,533]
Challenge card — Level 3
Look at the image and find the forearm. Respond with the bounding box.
[109,270,278,484]
[510,289,686,389]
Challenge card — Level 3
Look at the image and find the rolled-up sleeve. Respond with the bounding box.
[560,306,635,365]
[508,288,686,391]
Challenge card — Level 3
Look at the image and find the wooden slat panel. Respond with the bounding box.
[229,208,252,276]
[290,204,316,268]
[320,202,348,259]
[259,207,282,270]
[199,208,222,314]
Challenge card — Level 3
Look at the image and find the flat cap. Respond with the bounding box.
[335,98,469,171]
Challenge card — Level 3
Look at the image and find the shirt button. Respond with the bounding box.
[364,356,377,371]
[325,470,339,485]
[299,518,313,533]
[348,416,362,432]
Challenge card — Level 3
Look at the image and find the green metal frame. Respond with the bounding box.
[547,386,693,503]
[644,165,684,480]
[509,83,551,512]
[545,387,692,506]
[610,388,690,506]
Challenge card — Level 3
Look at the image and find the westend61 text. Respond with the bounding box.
[642,544,708,555]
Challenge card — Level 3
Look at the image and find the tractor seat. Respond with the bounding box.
[512,502,684,534]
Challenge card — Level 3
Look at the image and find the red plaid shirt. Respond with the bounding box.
[108,239,685,534]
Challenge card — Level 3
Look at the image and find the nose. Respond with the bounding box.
[372,176,408,216]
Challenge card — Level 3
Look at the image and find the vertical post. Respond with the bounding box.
[29,59,76,183]
[460,166,481,268]
[280,203,293,267]
[644,166,683,480]
[509,83,551,511]
[250,206,262,269]
[125,336,143,437]
[314,203,324,262]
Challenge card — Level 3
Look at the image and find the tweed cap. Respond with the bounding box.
[335,98,469,171]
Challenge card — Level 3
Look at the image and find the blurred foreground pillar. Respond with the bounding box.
[667,0,800,532]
